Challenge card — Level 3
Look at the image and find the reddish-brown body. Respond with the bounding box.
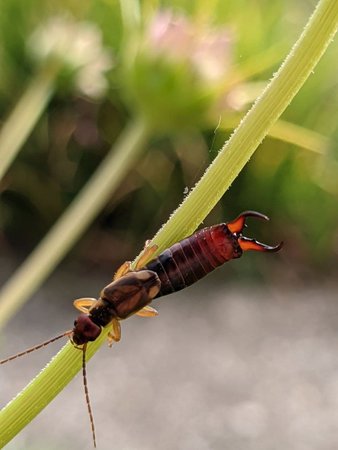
[145,224,242,297]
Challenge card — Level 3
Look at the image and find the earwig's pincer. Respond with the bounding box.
[227,210,269,234]
[238,237,283,253]
[228,211,283,253]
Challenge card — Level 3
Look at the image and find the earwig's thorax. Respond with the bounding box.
[87,297,117,329]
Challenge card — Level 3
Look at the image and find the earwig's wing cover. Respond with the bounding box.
[103,270,161,319]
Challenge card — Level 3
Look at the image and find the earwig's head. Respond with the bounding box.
[72,314,102,346]
[227,211,283,254]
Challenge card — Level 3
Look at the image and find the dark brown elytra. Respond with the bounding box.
[0,211,282,447]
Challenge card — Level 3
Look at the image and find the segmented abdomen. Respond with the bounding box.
[145,224,242,298]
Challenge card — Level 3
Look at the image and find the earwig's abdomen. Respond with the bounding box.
[145,224,242,298]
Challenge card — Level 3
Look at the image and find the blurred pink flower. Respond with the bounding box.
[146,10,233,83]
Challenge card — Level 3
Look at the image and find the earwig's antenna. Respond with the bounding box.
[0,331,72,365]
[1,332,97,446]
[82,343,97,448]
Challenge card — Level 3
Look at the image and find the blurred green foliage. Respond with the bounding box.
[0,0,337,278]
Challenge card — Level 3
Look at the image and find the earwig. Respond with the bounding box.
[0,211,282,447]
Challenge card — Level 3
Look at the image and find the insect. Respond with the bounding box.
[0,211,282,446]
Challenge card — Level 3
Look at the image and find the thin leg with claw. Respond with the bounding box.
[113,261,132,280]
[136,305,159,317]
[73,298,97,313]
[134,244,158,270]
[107,318,121,347]
[114,243,158,281]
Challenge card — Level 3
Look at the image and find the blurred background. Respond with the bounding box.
[0,0,337,449]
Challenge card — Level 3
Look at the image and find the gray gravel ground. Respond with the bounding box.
[0,260,338,450]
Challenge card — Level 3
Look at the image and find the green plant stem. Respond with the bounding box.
[0,116,150,328]
[142,0,338,258]
[219,115,330,154]
[0,0,337,446]
[255,118,330,154]
[0,61,59,180]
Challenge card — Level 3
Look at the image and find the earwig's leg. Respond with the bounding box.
[72,344,84,351]
[112,319,121,341]
[134,244,158,270]
[107,318,121,347]
[73,298,97,313]
[113,261,132,280]
[136,305,159,317]
[114,244,158,280]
